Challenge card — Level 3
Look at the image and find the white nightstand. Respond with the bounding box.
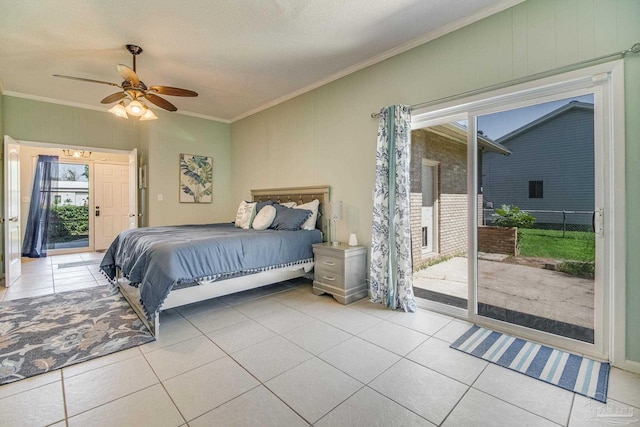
[312,242,367,304]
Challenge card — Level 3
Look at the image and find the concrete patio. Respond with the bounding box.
[413,256,594,330]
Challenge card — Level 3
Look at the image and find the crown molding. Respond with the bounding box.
[174,109,230,124]
[230,0,524,122]
[2,91,112,112]
[1,91,230,123]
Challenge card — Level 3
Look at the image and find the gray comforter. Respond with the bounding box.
[100,223,322,320]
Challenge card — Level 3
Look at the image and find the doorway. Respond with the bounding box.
[410,60,625,362]
[47,161,90,251]
[3,139,138,288]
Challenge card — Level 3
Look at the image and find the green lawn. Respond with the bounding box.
[518,228,595,262]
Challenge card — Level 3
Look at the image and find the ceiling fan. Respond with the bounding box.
[53,44,198,120]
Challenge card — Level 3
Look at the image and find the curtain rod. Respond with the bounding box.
[371,42,640,118]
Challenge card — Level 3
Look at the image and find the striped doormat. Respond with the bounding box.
[451,325,610,402]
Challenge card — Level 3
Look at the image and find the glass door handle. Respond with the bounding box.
[593,208,604,236]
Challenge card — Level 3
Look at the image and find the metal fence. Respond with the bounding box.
[483,209,595,235]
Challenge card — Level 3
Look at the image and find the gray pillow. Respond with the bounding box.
[255,200,274,213]
[270,204,312,231]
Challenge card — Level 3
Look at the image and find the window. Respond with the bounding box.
[529,180,543,198]
[421,226,429,247]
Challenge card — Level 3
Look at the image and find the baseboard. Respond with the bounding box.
[623,359,640,374]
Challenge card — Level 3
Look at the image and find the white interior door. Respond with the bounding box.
[4,136,21,286]
[94,163,130,251]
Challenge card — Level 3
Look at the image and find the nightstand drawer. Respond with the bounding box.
[314,267,345,287]
[314,254,344,274]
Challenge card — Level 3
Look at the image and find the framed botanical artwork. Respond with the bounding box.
[179,153,213,203]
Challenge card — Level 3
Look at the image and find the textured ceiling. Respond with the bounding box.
[0,0,519,122]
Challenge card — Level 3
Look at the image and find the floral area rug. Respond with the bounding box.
[0,286,154,385]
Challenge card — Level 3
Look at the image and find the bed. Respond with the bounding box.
[100,185,330,336]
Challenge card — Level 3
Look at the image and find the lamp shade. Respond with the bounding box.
[108,102,128,118]
[126,100,145,117]
[139,107,158,121]
[325,200,343,221]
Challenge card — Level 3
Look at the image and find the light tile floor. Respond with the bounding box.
[0,253,639,426]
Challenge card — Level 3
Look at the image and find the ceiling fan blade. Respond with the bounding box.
[149,86,198,97]
[101,92,127,104]
[145,93,177,111]
[53,75,121,88]
[117,64,140,85]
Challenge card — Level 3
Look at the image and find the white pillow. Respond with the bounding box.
[279,201,297,208]
[235,201,256,229]
[294,199,320,230]
[252,205,276,230]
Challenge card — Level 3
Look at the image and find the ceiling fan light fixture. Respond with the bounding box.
[126,100,145,117]
[139,107,158,121]
[55,45,197,120]
[108,101,128,118]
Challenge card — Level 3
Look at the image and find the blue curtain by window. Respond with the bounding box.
[369,105,416,312]
[22,155,59,258]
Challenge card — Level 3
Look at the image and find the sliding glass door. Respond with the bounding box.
[410,61,624,360]
[473,93,599,345]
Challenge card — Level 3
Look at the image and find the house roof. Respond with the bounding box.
[426,122,511,155]
[0,0,521,122]
[496,101,594,144]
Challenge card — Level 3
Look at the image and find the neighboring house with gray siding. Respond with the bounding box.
[482,101,594,227]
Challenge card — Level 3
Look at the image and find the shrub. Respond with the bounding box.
[493,205,536,229]
[48,205,89,241]
[557,261,595,279]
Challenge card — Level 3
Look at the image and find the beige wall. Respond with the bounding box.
[230,1,640,362]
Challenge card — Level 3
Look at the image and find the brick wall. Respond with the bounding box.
[410,129,469,262]
[477,226,519,255]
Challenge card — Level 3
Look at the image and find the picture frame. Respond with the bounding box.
[179,153,213,203]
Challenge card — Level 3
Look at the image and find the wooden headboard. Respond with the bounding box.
[251,185,330,240]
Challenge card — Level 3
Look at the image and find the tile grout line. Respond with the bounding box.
[5,266,604,426]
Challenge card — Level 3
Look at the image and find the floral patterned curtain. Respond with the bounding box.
[369,105,416,312]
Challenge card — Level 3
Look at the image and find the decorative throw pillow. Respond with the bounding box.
[252,205,276,230]
[279,201,297,208]
[255,200,274,213]
[235,201,257,229]
[294,199,320,230]
[270,204,312,231]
